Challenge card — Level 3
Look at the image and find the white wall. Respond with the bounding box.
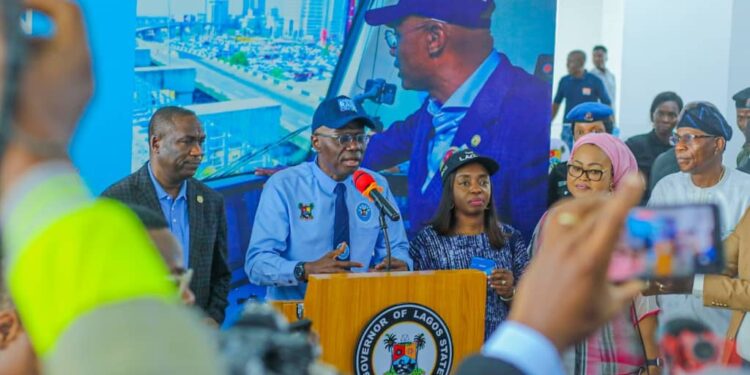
[555,0,750,164]
[551,0,603,132]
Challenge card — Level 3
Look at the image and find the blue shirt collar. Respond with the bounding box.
[310,159,351,194]
[147,162,187,200]
[431,49,501,109]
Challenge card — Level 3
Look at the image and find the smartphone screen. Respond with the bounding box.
[608,204,723,281]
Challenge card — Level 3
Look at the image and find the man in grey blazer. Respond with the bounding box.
[102,106,229,325]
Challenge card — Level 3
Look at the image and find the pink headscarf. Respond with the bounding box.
[570,133,638,189]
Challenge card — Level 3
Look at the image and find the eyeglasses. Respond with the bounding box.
[167,268,194,295]
[669,134,718,146]
[567,164,610,182]
[315,133,370,147]
[384,19,445,50]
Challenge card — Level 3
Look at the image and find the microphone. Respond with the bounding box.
[353,170,400,221]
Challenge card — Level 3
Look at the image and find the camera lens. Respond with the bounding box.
[692,340,716,361]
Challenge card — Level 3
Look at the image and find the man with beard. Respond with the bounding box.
[245,96,412,300]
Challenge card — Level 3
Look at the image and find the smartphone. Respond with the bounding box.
[608,204,723,281]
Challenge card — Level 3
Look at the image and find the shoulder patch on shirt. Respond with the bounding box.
[298,203,314,220]
[356,202,372,222]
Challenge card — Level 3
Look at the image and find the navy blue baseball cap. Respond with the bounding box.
[439,148,499,183]
[565,102,614,124]
[365,0,495,29]
[312,95,376,132]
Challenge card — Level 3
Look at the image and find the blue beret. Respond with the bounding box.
[677,102,732,141]
[565,102,613,123]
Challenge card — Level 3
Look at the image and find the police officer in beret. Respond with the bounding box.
[733,87,750,172]
[548,102,614,206]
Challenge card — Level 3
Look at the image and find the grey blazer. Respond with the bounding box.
[101,164,229,323]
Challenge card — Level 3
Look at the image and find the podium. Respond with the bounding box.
[302,270,486,375]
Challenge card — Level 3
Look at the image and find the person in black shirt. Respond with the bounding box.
[625,91,683,200]
[548,102,613,207]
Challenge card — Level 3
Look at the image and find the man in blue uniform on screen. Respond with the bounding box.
[245,96,412,300]
[362,0,551,240]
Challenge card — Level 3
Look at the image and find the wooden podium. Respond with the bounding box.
[300,270,486,375]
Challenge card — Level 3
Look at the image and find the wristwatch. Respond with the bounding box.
[294,262,306,282]
[646,358,663,368]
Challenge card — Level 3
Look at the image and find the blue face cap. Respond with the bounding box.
[565,102,614,124]
[365,0,495,29]
[677,101,732,141]
[311,96,376,132]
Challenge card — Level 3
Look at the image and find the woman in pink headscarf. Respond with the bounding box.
[530,133,662,375]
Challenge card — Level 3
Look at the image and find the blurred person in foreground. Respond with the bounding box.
[455,172,648,374]
[0,0,222,373]
[531,133,661,375]
[409,149,529,340]
[0,275,37,375]
[128,204,196,306]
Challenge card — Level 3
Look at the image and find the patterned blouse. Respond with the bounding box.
[531,213,660,375]
[408,224,529,340]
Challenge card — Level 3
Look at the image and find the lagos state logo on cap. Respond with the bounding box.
[355,303,453,375]
[338,98,357,112]
[584,112,594,121]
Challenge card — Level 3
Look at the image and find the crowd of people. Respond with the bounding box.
[2,0,750,374]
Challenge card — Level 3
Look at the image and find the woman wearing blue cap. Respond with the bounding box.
[409,148,529,340]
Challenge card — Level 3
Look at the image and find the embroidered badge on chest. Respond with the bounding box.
[298,203,314,220]
[356,202,372,222]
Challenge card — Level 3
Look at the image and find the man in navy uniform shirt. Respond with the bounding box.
[245,96,412,300]
[362,0,551,241]
[552,50,612,150]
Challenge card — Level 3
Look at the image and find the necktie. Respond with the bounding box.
[333,183,350,261]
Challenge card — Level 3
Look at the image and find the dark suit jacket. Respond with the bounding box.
[363,53,551,241]
[455,354,525,375]
[101,164,229,323]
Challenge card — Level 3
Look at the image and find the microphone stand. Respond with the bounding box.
[378,208,392,272]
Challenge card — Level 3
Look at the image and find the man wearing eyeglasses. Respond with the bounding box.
[646,102,750,337]
[361,0,551,242]
[245,96,412,300]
